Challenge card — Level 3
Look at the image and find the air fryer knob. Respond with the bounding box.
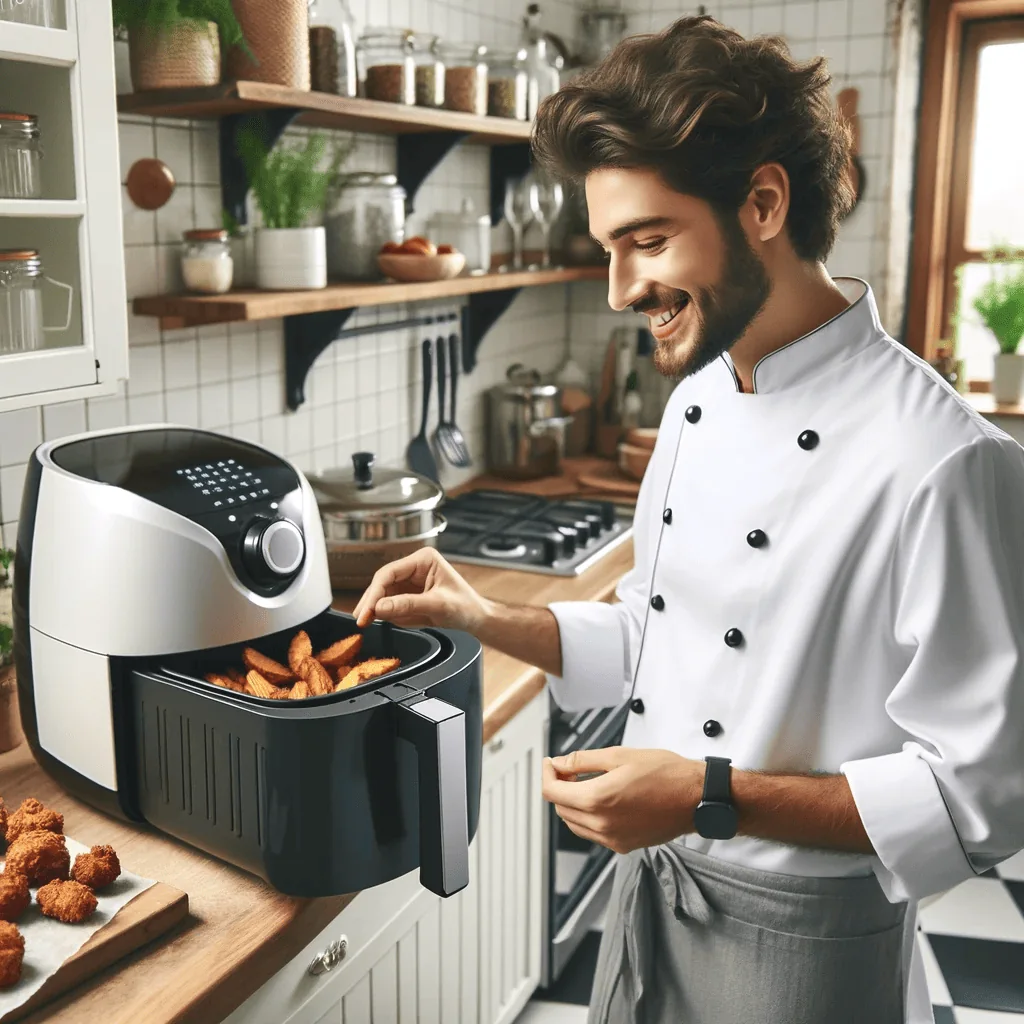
[242,516,305,580]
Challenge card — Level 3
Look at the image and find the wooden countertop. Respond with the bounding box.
[0,540,633,1024]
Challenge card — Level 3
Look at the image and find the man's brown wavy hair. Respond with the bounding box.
[532,15,854,262]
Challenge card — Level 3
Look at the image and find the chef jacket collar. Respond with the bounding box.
[718,278,880,394]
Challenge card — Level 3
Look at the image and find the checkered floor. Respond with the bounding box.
[515,849,1024,1024]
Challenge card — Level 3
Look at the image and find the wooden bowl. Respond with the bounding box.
[617,441,653,482]
[625,427,658,451]
[377,252,466,283]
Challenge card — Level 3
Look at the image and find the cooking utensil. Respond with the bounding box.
[432,334,452,467]
[407,338,439,482]
[441,332,472,468]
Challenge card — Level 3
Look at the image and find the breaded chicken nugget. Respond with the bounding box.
[5,829,70,886]
[241,648,294,685]
[0,872,29,922]
[0,920,24,988]
[287,631,313,674]
[316,634,363,667]
[6,797,63,844]
[71,845,121,890]
[36,879,97,923]
[0,797,7,845]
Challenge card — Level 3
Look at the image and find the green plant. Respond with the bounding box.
[111,0,249,53]
[970,257,1024,356]
[236,124,353,230]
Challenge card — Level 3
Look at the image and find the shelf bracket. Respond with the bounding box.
[489,143,532,225]
[284,308,356,411]
[220,109,302,228]
[461,288,521,373]
[396,132,469,217]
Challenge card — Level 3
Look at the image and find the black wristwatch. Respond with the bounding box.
[693,756,738,840]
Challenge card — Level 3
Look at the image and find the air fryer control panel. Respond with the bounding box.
[51,428,307,594]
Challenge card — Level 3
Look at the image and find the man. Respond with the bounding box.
[355,16,1024,1024]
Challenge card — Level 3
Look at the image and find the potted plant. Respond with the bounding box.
[112,0,249,91]
[971,257,1024,404]
[0,547,22,754]
[237,125,351,290]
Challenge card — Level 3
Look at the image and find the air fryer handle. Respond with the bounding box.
[396,695,470,897]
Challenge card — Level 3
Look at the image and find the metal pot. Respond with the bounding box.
[487,365,571,480]
[309,452,446,589]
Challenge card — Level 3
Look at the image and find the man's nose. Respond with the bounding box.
[607,256,648,313]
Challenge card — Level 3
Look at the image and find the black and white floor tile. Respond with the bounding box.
[515,849,1024,1024]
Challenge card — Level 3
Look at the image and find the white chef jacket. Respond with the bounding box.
[548,279,1024,1024]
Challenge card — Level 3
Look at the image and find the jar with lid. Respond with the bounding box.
[181,229,234,294]
[429,199,491,274]
[436,43,488,116]
[325,173,406,281]
[357,28,415,105]
[0,250,74,356]
[520,3,563,119]
[308,0,358,97]
[0,113,42,199]
[487,49,528,120]
[412,32,445,108]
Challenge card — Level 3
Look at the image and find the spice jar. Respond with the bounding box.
[358,28,415,105]
[181,229,234,295]
[412,32,445,108]
[437,43,488,116]
[487,49,528,120]
[0,250,74,356]
[0,113,42,199]
[307,0,357,96]
[325,173,406,281]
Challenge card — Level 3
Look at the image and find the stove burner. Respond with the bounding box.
[480,540,528,559]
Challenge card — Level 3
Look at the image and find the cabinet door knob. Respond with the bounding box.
[308,936,348,976]
[488,737,504,753]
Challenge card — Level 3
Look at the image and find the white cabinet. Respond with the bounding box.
[0,0,128,412]
[225,690,549,1024]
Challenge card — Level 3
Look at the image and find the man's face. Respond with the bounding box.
[586,167,772,379]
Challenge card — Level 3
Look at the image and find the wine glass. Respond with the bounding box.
[502,176,534,271]
[529,175,564,270]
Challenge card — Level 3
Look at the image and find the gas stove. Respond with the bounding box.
[437,491,633,576]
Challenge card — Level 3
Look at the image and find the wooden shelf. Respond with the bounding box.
[133,266,608,329]
[117,81,533,145]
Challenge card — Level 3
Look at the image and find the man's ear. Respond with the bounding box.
[743,163,790,243]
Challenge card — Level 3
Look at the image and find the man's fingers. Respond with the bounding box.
[542,757,610,812]
[549,746,626,777]
[354,551,431,626]
[374,592,445,626]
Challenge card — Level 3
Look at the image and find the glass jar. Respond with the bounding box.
[0,113,42,199]
[181,230,234,295]
[0,0,54,27]
[412,32,445,108]
[487,49,528,120]
[0,250,74,355]
[308,0,357,97]
[325,172,406,281]
[358,28,415,105]
[437,43,488,116]
[429,198,491,274]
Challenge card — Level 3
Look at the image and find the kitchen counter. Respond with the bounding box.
[0,540,633,1024]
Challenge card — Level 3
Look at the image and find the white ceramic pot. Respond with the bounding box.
[992,352,1024,404]
[255,227,327,290]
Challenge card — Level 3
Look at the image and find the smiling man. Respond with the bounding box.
[355,15,1024,1024]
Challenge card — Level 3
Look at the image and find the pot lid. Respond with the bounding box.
[311,452,444,518]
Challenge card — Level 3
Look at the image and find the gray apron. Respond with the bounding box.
[589,842,907,1024]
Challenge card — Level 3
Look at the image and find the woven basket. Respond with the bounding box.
[227,0,310,91]
[129,21,220,91]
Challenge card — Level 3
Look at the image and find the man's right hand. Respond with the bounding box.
[353,548,492,632]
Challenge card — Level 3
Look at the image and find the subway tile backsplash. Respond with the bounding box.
[0,0,902,549]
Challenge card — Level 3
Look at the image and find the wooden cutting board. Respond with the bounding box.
[576,462,642,499]
[1,882,188,1023]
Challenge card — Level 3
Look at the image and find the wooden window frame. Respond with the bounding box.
[904,0,1024,365]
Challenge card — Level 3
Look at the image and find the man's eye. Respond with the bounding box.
[635,239,665,253]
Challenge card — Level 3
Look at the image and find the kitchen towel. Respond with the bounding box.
[0,836,155,1018]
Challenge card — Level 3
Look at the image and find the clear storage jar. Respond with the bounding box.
[308,0,357,97]
[0,250,74,356]
[429,198,491,274]
[325,172,406,281]
[358,28,415,105]
[412,32,445,108]
[437,43,488,116]
[181,229,234,294]
[0,113,42,200]
[487,49,528,120]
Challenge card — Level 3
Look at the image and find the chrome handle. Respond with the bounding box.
[308,936,348,976]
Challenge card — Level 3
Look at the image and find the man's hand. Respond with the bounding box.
[542,746,705,854]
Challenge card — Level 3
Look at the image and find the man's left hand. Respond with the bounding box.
[542,746,706,853]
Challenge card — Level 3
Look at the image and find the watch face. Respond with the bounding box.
[694,801,738,840]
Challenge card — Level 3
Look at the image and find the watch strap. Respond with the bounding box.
[702,756,732,804]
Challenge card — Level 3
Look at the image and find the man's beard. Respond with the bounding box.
[637,212,772,380]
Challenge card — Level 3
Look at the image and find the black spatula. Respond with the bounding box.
[407,337,439,482]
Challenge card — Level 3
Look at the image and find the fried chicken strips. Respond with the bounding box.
[0,872,30,923]
[0,921,25,988]
[36,879,98,924]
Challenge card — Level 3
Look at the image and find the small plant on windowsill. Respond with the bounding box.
[965,253,1024,404]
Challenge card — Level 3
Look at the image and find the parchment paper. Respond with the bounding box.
[0,836,155,1017]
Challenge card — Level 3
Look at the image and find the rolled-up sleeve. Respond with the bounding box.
[841,433,1024,902]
